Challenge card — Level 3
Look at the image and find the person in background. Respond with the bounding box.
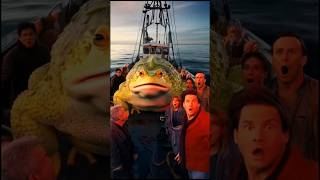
[270,32,318,161]
[1,22,50,109]
[1,136,57,180]
[165,96,186,155]
[223,20,259,67]
[240,52,270,88]
[209,108,230,180]
[165,96,187,178]
[110,68,126,102]
[185,77,195,91]
[111,105,134,179]
[194,72,210,112]
[231,87,318,180]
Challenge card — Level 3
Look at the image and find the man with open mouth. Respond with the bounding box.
[241,52,270,88]
[271,32,318,161]
[177,89,210,179]
[232,88,318,180]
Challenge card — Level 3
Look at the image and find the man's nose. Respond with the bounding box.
[280,51,290,62]
[252,127,264,142]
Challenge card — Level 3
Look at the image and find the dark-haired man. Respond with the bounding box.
[271,33,318,161]
[1,22,50,109]
[178,89,210,179]
[241,52,270,88]
[231,87,318,180]
[110,68,125,102]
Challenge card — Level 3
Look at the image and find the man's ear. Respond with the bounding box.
[301,56,307,66]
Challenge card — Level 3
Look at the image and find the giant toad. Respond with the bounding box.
[10,0,109,172]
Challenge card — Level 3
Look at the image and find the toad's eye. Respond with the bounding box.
[139,71,144,76]
[156,71,163,77]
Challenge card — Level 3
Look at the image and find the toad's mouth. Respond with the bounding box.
[131,83,170,98]
[73,71,109,84]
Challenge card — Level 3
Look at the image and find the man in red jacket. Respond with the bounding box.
[176,89,210,179]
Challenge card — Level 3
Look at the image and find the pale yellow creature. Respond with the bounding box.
[10,0,109,174]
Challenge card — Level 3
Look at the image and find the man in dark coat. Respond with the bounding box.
[110,68,125,102]
[111,105,134,179]
[1,22,50,108]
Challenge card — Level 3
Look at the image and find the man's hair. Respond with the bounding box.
[186,77,194,83]
[241,51,271,84]
[182,89,200,103]
[110,105,127,121]
[1,136,43,180]
[241,51,270,72]
[115,68,121,72]
[17,22,36,36]
[172,95,181,101]
[271,32,307,56]
[195,72,206,78]
[228,87,288,132]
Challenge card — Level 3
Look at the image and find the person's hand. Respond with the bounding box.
[174,153,182,164]
[243,40,259,54]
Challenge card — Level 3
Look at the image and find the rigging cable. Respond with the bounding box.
[171,1,182,68]
[131,1,145,63]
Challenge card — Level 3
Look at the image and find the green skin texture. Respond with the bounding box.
[10,0,110,163]
[113,55,185,112]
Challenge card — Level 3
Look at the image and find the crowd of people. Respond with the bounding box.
[1,15,318,180]
[109,22,318,179]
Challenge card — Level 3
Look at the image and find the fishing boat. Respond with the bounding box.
[118,0,202,80]
[131,1,181,69]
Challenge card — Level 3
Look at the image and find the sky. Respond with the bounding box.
[111,1,210,44]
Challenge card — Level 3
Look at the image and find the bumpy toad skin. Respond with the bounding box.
[10,0,110,163]
[113,55,185,112]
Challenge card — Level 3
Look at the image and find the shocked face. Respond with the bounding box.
[183,94,200,120]
[272,37,307,84]
[195,73,206,88]
[185,79,194,89]
[172,97,180,109]
[234,104,288,172]
[243,57,267,88]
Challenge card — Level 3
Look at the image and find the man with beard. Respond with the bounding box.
[271,33,318,161]
[231,87,318,180]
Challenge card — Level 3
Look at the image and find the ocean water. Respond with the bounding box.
[111,43,210,76]
[1,0,318,78]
